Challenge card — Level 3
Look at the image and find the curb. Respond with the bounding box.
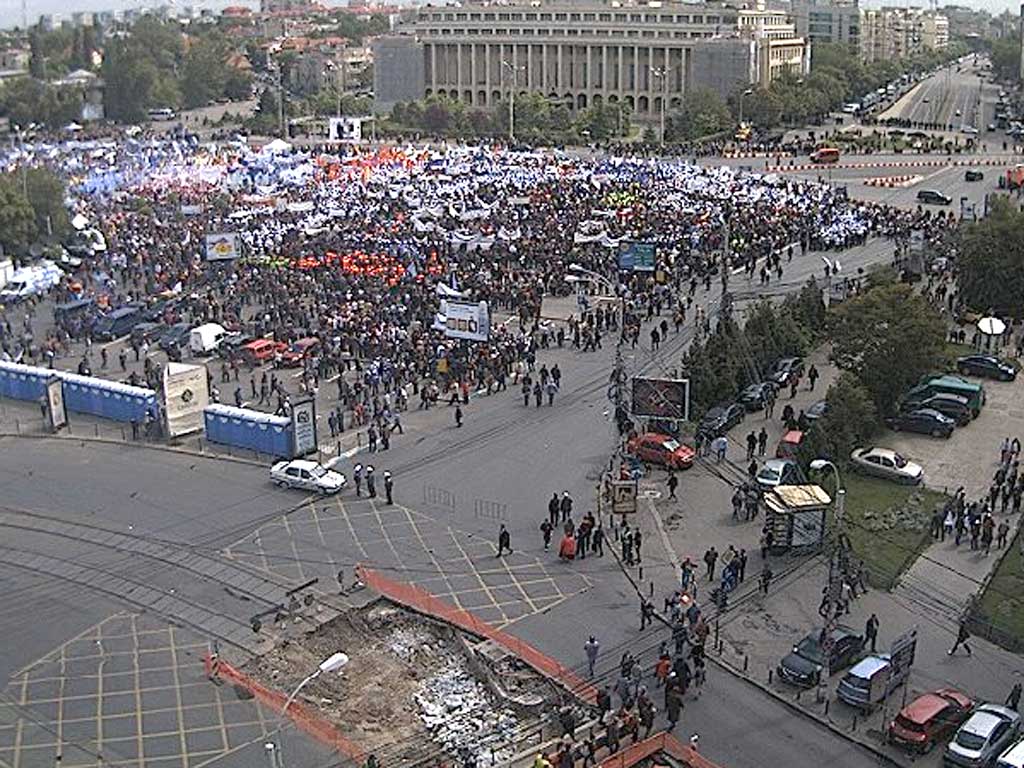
[0,430,267,467]
[707,653,907,768]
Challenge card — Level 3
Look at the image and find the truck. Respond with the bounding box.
[0,260,63,304]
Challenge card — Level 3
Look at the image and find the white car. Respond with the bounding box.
[850,447,923,485]
[962,126,979,135]
[270,459,347,494]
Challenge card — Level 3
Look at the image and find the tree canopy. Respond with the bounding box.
[957,196,1024,316]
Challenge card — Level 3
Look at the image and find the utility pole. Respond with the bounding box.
[650,66,668,146]
[501,60,521,143]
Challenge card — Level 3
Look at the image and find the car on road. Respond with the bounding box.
[900,393,973,426]
[239,338,287,367]
[739,381,775,411]
[756,458,801,489]
[131,321,166,346]
[945,704,1021,768]
[886,408,955,438]
[957,354,1017,382]
[850,447,924,484]
[988,124,997,132]
[157,322,193,353]
[777,625,865,687]
[965,170,985,182]
[270,459,347,494]
[769,357,805,387]
[962,126,978,135]
[626,433,696,470]
[888,688,975,754]
[697,402,745,437]
[92,306,142,342]
[918,189,953,205]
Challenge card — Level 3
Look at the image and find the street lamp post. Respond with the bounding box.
[275,652,348,763]
[501,60,523,143]
[650,66,668,147]
[738,87,753,125]
[809,458,845,528]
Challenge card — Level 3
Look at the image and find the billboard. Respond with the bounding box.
[291,397,318,456]
[631,377,690,421]
[443,300,490,342]
[618,241,656,272]
[205,233,240,262]
[329,116,370,142]
[45,376,67,432]
[163,362,209,437]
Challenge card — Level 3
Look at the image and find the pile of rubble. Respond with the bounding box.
[416,656,521,762]
[861,491,935,533]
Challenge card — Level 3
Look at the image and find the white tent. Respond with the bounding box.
[262,138,292,154]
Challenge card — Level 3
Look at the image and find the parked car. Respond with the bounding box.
[805,400,829,422]
[739,381,775,411]
[965,170,985,182]
[889,688,974,753]
[900,393,973,426]
[770,357,805,387]
[850,447,924,484]
[697,402,745,437]
[776,625,865,687]
[945,704,1021,768]
[239,338,286,367]
[837,655,905,711]
[130,322,165,346]
[92,306,142,342]
[775,430,804,459]
[278,337,321,368]
[957,354,1017,382]
[885,408,955,438]
[270,459,347,494]
[918,189,953,205]
[626,433,696,470]
[756,458,801,489]
[157,322,193,353]
[997,738,1024,768]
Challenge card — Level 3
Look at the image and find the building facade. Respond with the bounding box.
[789,0,859,45]
[373,35,426,112]
[859,7,948,63]
[411,1,808,119]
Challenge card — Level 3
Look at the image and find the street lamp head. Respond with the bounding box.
[809,459,831,471]
[318,652,349,674]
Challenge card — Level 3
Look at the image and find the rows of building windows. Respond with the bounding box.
[423,27,721,38]
[423,10,733,25]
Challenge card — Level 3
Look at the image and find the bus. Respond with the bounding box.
[147,108,176,121]
[810,147,841,164]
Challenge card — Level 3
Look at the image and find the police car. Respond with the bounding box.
[270,459,347,494]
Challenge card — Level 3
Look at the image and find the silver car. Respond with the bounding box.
[756,458,800,489]
[945,704,1021,768]
[850,447,923,485]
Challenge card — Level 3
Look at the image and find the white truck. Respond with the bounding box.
[0,260,63,304]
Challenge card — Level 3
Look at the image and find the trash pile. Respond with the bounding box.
[416,656,521,763]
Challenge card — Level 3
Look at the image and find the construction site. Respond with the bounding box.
[211,593,594,768]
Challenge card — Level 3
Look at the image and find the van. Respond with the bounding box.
[93,306,142,342]
[811,147,840,164]
[190,323,227,356]
[837,656,900,711]
[920,375,986,417]
[0,261,63,304]
[239,338,284,367]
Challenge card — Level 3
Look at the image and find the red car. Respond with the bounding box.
[626,433,695,470]
[278,337,320,368]
[888,688,974,753]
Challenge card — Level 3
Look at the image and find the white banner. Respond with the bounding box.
[443,300,490,342]
[163,362,209,437]
[205,232,240,261]
[291,397,318,456]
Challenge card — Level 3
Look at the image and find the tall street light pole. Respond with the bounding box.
[501,60,522,143]
[650,66,668,147]
[738,87,753,125]
[275,652,348,765]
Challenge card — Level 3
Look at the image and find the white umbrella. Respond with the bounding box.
[977,317,1006,337]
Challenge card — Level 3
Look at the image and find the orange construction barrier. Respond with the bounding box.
[356,565,598,705]
[597,732,725,768]
[203,653,365,760]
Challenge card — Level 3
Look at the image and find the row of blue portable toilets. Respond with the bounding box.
[0,361,297,458]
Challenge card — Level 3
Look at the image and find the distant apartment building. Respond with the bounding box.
[410,0,808,120]
[789,0,859,45]
[859,7,948,63]
[38,14,56,31]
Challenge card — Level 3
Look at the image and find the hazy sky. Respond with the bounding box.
[2,0,1020,31]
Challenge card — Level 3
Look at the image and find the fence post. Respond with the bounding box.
[15,419,20,434]
[94,424,99,437]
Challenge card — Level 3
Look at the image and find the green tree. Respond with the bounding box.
[786,278,828,338]
[23,167,68,239]
[181,38,228,108]
[224,69,253,101]
[957,197,1024,314]
[669,88,731,141]
[101,40,157,122]
[828,279,946,414]
[799,372,878,466]
[28,30,45,79]
[0,175,38,255]
[990,37,1021,83]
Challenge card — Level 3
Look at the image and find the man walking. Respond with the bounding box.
[865,613,879,653]
[757,428,768,457]
[455,405,463,428]
[584,636,600,678]
[496,524,513,557]
[703,547,718,580]
[948,620,972,656]
[667,471,678,500]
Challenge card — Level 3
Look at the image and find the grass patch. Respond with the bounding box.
[974,535,1024,649]
[820,473,948,591]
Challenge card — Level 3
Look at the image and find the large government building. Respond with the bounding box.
[377,0,809,119]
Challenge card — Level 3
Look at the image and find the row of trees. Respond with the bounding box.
[957,198,1024,318]
[0,167,69,256]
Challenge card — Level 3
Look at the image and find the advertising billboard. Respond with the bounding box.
[163,362,209,437]
[631,376,690,421]
[291,397,318,456]
[45,376,67,432]
[618,242,657,272]
[443,300,491,342]
[205,233,240,262]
